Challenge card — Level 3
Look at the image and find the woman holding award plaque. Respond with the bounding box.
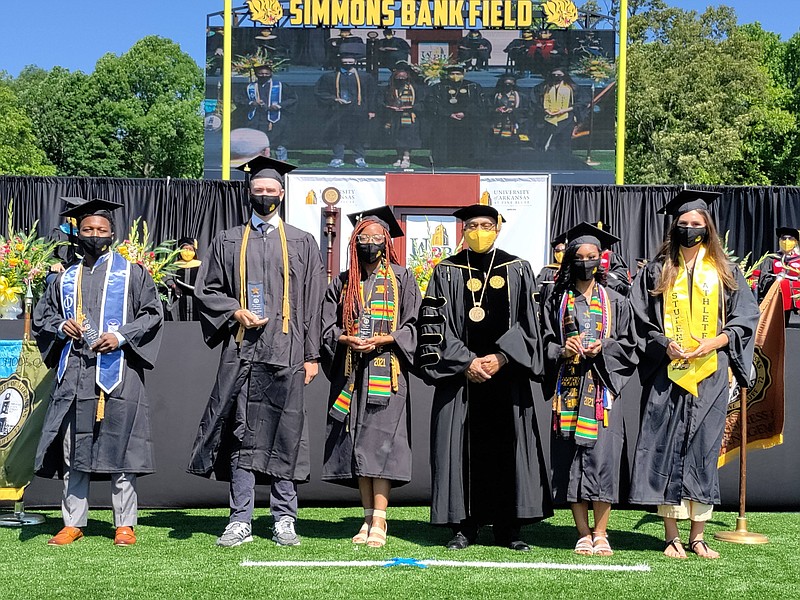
[320,206,421,548]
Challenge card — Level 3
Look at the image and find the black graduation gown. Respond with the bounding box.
[187,222,325,483]
[320,265,421,487]
[541,285,636,504]
[234,78,298,148]
[629,259,759,506]
[33,258,163,478]
[49,224,78,268]
[165,264,200,321]
[426,80,483,167]
[418,248,552,526]
[756,252,800,308]
[314,70,378,148]
[376,37,410,68]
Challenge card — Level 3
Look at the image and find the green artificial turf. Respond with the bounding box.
[2,507,799,600]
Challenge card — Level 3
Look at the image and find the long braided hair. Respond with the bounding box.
[341,218,400,335]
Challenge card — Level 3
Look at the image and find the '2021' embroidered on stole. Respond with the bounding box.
[554,284,612,447]
[663,246,719,397]
[330,262,400,422]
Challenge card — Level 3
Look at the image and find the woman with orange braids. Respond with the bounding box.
[320,206,421,548]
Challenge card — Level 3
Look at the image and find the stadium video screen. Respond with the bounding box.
[203,4,617,180]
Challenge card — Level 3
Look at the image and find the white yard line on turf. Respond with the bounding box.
[241,559,651,572]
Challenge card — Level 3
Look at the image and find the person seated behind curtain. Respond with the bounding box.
[320,206,421,548]
[504,30,536,77]
[756,226,800,324]
[457,30,493,71]
[164,237,202,322]
[541,222,636,557]
[628,190,759,559]
[384,63,422,169]
[375,28,410,69]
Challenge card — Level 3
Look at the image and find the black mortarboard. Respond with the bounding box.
[657,189,721,216]
[235,155,297,187]
[60,198,122,228]
[595,221,612,234]
[347,206,404,238]
[392,60,412,72]
[177,237,198,248]
[564,221,620,250]
[60,196,87,208]
[383,28,394,34]
[550,232,567,248]
[496,73,519,82]
[452,204,504,223]
[444,64,466,73]
[776,226,800,240]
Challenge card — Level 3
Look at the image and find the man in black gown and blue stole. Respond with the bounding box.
[418,204,552,551]
[187,156,326,548]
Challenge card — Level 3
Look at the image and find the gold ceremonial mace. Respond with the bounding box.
[714,387,769,545]
[0,283,45,527]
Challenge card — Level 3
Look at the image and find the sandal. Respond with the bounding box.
[574,534,593,556]
[366,509,387,548]
[592,531,613,556]
[664,536,687,559]
[352,509,373,544]
[689,538,720,559]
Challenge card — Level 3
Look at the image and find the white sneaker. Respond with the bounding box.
[354,157,369,168]
[329,159,345,168]
[272,516,301,546]
[216,521,253,547]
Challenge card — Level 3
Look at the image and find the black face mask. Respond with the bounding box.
[572,258,601,282]
[356,243,385,264]
[257,75,272,84]
[250,194,281,216]
[676,226,707,248]
[78,235,113,258]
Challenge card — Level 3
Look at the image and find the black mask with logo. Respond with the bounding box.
[676,226,707,248]
[249,194,281,216]
[572,258,601,282]
[78,235,113,258]
[356,243,385,264]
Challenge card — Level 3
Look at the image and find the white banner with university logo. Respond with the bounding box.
[286,173,551,271]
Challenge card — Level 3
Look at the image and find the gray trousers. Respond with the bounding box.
[61,410,138,528]
[229,453,297,525]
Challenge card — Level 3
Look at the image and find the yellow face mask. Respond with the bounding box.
[554,250,565,264]
[180,249,196,261]
[780,239,797,253]
[450,74,465,82]
[465,229,497,254]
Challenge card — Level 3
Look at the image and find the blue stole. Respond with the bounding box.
[59,222,76,236]
[58,252,131,394]
[247,81,282,123]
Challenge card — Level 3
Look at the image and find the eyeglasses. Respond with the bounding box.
[356,234,386,244]
[464,222,496,231]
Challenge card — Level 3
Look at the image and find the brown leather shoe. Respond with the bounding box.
[47,526,83,546]
[114,526,136,546]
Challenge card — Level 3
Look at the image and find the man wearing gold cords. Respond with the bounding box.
[418,204,552,551]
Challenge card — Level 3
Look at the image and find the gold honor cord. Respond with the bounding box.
[663,246,719,396]
[335,71,362,105]
[235,221,291,345]
[74,264,106,422]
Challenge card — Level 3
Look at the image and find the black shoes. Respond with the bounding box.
[446,532,475,550]
[506,539,530,552]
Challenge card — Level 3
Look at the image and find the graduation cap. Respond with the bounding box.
[60,196,87,209]
[776,226,800,240]
[443,64,466,74]
[564,221,620,250]
[595,221,612,234]
[177,237,198,248]
[59,198,122,228]
[236,155,297,187]
[550,232,567,248]
[452,204,504,223]
[338,51,361,61]
[657,189,721,217]
[392,60,412,72]
[347,206,404,238]
[383,28,394,35]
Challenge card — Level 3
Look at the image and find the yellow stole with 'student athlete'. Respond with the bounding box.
[663,245,719,397]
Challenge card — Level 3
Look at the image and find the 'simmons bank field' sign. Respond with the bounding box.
[204,0,616,182]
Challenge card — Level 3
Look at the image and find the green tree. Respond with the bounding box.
[624,6,795,184]
[0,78,56,176]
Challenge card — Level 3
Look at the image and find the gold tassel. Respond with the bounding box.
[390,353,399,393]
[96,390,106,422]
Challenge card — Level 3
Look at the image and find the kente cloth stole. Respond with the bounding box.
[554,284,612,446]
[59,252,130,420]
[335,71,362,106]
[663,246,719,397]
[235,221,291,345]
[329,262,400,422]
[247,81,283,123]
[395,85,415,125]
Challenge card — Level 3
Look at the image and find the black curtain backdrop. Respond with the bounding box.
[2,177,800,267]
